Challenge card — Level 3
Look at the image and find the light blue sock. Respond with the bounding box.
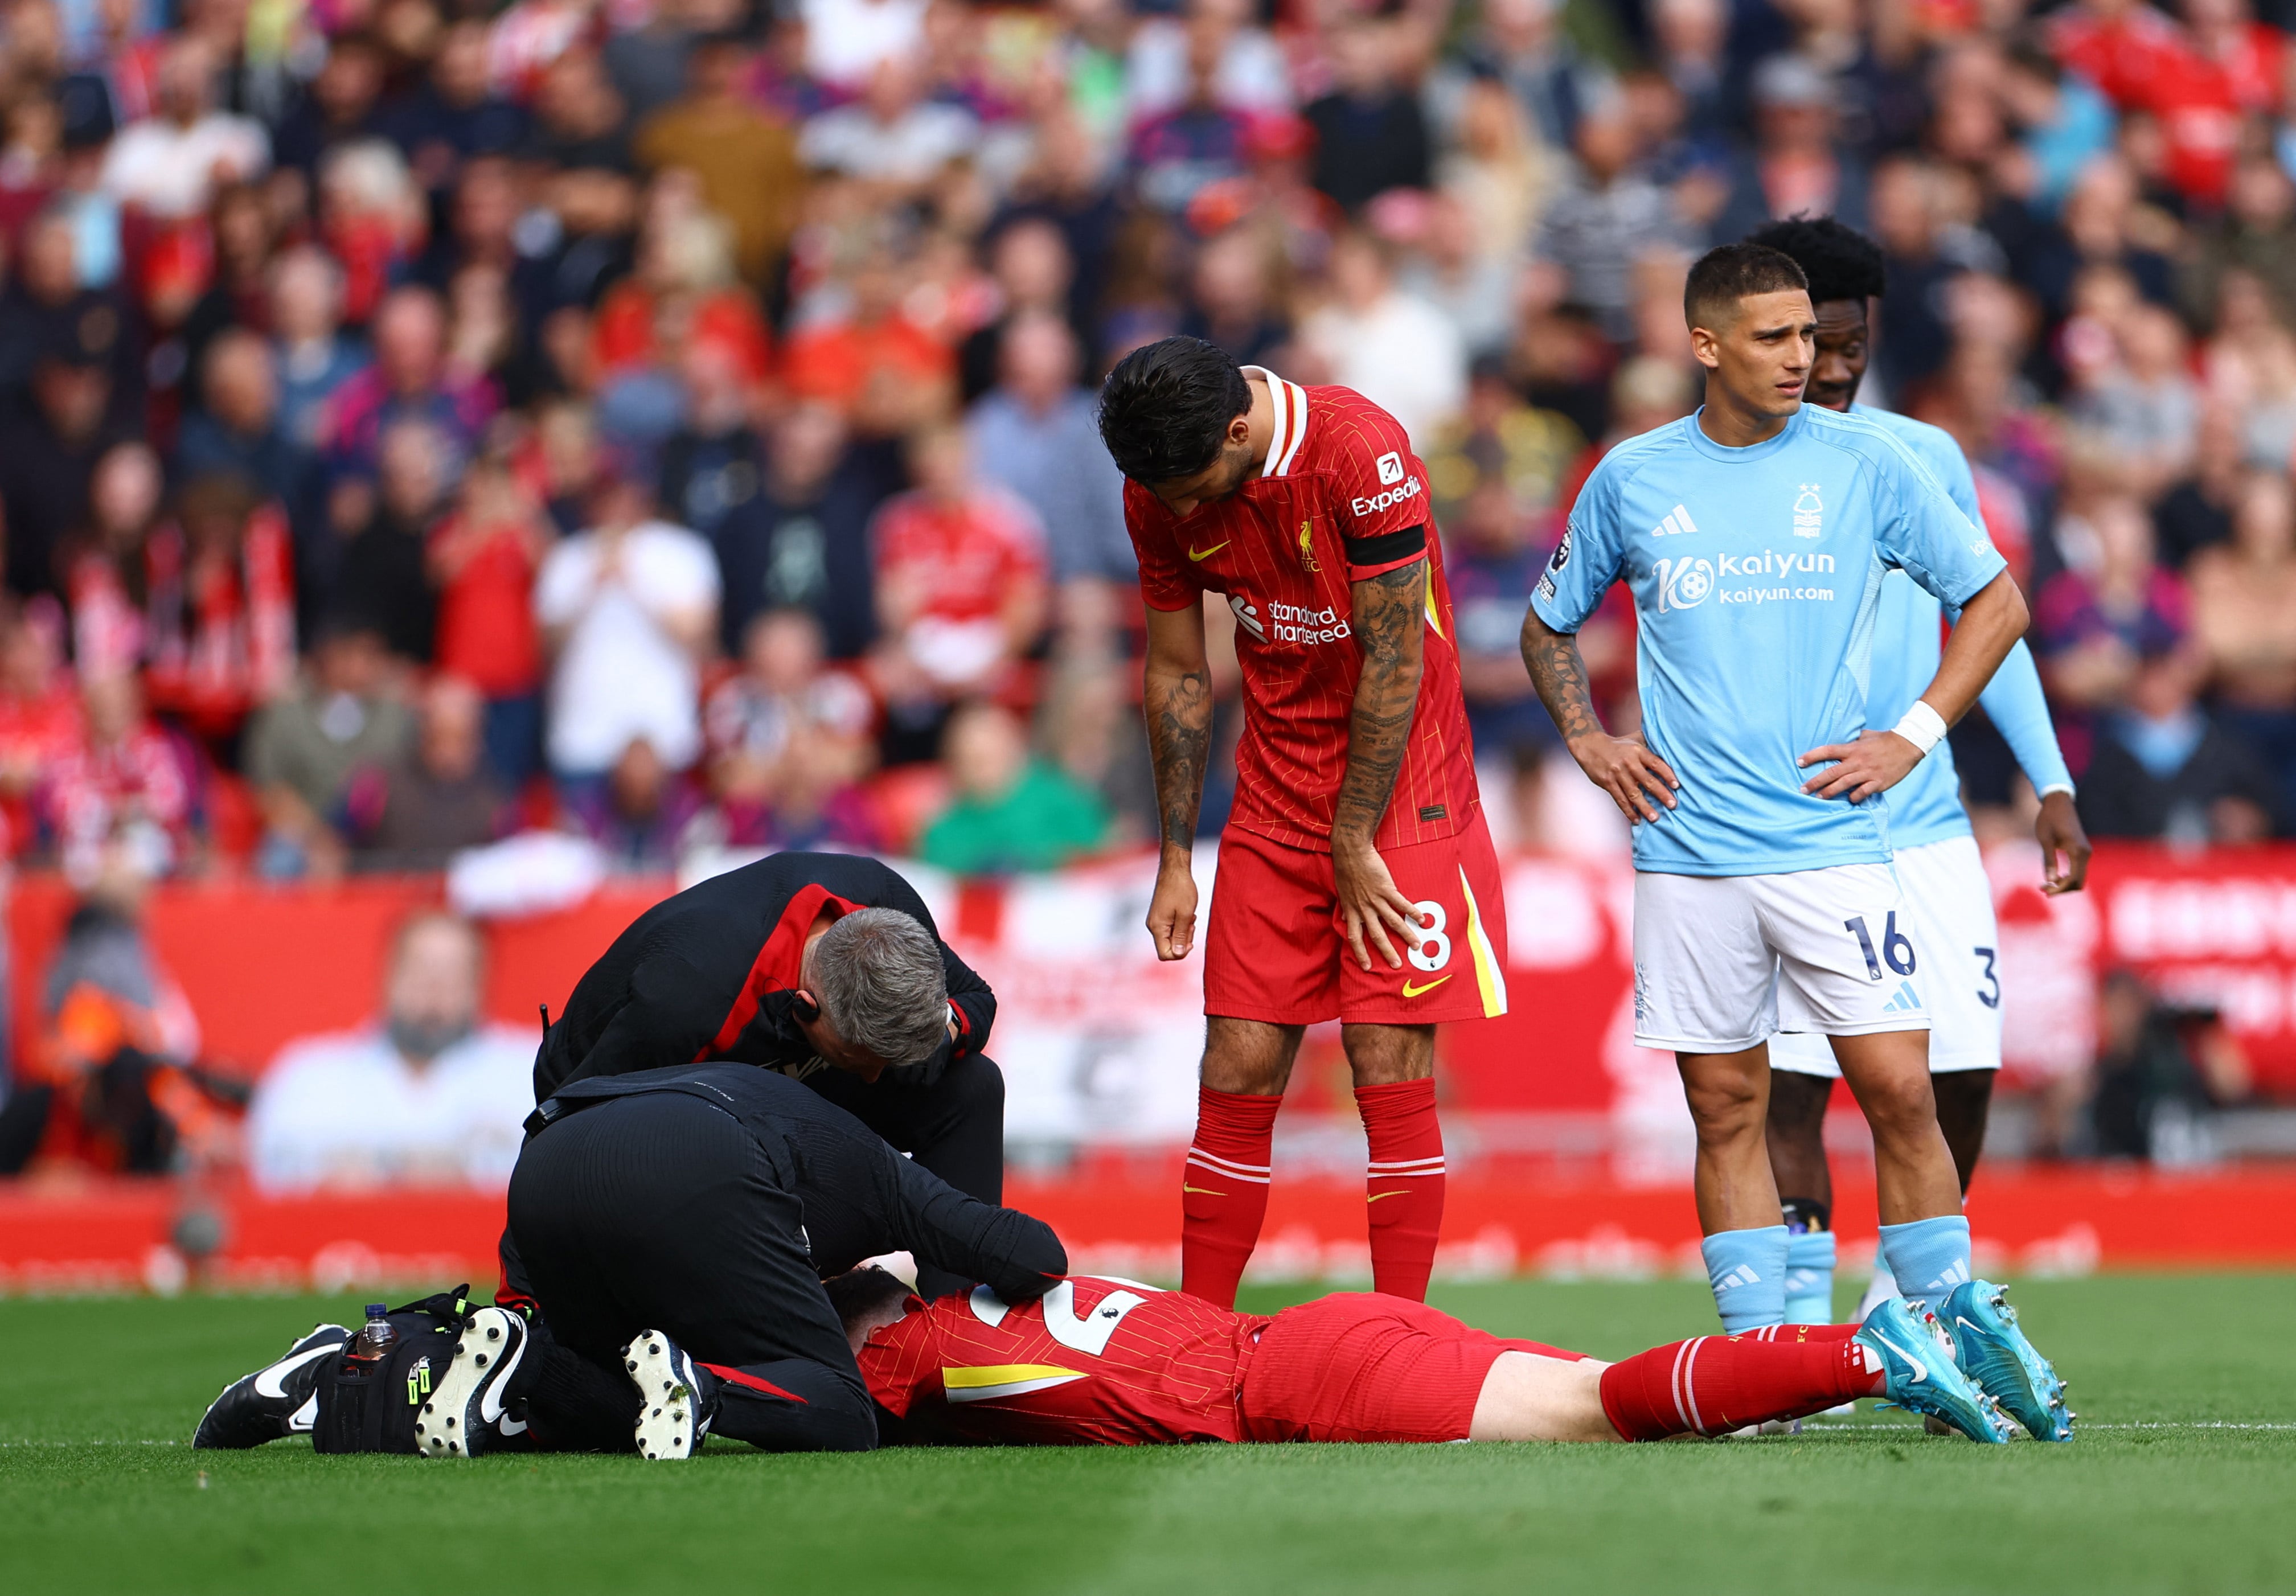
[1877,1215,1972,1314]
[1782,1228,1837,1324]
[1702,1225,1790,1332]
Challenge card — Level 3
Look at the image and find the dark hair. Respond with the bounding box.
[1744,216,1885,308]
[1683,243,1810,330]
[824,1266,915,1332]
[1096,336,1252,484]
[2004,36,2061,85]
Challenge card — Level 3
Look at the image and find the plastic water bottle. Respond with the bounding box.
[350,1304,397,1363]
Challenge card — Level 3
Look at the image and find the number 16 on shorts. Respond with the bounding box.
[1630,863,1931,1053]
[1842,911,1915,981]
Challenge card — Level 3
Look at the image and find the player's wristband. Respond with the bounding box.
[1892,701,1949,757]
[2039,781,2076,800]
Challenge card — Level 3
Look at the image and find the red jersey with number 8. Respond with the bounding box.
[1125,370,1481,854]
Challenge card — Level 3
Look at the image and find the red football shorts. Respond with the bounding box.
[1202,810,1510,1026]
[1238,1293,1586,1443]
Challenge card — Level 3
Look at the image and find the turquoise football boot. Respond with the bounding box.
[1854,1298,2013,1444]
[1939,1280,2073,1442]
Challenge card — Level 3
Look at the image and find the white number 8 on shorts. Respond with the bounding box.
[1407,901,1452,973]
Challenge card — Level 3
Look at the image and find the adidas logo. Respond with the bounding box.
[1925,1261,1971,1293]
[1649,504,1699,539]
[1881,980,1922,1015]
[1713,1263,1763,1292]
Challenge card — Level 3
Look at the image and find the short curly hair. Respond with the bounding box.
[1744,216,1887,308]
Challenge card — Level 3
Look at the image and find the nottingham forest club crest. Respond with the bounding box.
[1297,519,1321,573]
[1793,484,1824,539]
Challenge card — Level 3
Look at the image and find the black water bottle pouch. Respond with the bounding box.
[311,1286,473,1454]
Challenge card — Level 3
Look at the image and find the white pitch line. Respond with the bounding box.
[1795,1421,2296,1433]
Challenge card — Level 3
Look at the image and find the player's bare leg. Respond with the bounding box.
[1343,1022,1441,1298]
[1932,1068,1992,1193]
[1830,1029,1973,1311]
[1828,1031,1958,1221]
[1764,1070,1834,1216]
[1677,1045,1790,1329]
[1765,1069,1838,1323]
[1340,1021,1433,1086]
[1181,1018,1304,1307]
[1469,1352,1620,1443]
[1678,1046,1785,1233]
[1200,1016,1305,1094]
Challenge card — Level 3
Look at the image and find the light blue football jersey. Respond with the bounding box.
[1852,405,2073,848]
[1532,403,2007,877]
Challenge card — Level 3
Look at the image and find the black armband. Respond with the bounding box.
[1344,523,1428,573]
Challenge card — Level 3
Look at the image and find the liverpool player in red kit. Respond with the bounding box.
[1097,338,1507,1306]
[828,1268,2015,1447]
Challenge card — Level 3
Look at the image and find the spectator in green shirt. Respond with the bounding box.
[920,701,1110,875]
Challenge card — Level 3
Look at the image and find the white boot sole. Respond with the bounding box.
[624,1331,700,1460]
[416,1307,522,1458]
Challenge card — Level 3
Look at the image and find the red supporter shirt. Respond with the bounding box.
[430,513,544,696]
[2049,5,2246,202]
[870,486,1048,627]
[1125,370,1480,854]
[859,1276,1270,1445]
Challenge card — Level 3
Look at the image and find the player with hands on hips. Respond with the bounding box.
[1743,215,2090,1326]
[1519,245,2069,1433]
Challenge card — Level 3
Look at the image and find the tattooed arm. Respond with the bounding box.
[1520,605,1679,824]
[1331,562,1432,973]
[1141,600,1214,961]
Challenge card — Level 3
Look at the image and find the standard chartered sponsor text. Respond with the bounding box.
[1265,600,1353,643]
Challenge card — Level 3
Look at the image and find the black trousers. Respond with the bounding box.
[805,1051,1004,1299]
[505,1091,876,1453]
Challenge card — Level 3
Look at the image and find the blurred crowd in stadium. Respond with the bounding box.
[5,0,2296,887]
[5,0,2296,1179]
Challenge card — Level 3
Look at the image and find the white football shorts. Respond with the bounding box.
[1632,860,1932,1054]
[1769,835,2001,1078]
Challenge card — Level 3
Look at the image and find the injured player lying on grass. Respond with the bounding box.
[198,1270,2070,1456]
[825,1271,2064,1449]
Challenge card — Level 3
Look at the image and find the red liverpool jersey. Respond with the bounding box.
[1125,370,1481,854]
[858,1277,1270,1445]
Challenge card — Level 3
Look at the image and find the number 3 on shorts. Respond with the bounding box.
[1842,912,1916,981]
[1407,901,1452,974]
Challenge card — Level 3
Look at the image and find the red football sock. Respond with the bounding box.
[1357,1078,1445,1302]
[1180,1087,1281,1308]
[1736,1322,1862,1343]
[1597,1329,1885,1441]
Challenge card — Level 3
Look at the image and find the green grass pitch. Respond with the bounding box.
[4,1273,2293,1595]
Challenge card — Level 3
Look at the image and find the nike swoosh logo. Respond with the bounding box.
[1872,1332,1928,1381]
[478,1325,528,1425]
[1187,541,1229,561]
[253,1341,339,1400]
[1365,1190,1410,1203]
[496,1413,528,1436]
[1401,975,1453,998]
[1182,1185,1225,1196]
